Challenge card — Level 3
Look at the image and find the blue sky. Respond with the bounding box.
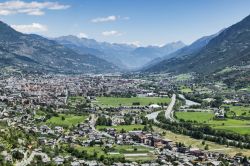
[1,0,250,46]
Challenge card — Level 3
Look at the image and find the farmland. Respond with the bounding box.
[175,111,250,135]
[94,96,170,107]
[175,111,214,123]
[208,119,250,135]
[224,104,250,117]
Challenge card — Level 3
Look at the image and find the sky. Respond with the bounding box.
[0,0,250,46]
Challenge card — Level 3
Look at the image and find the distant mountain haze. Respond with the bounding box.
[54,36,185,69]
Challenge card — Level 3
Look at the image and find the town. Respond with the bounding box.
[0,73,249,166]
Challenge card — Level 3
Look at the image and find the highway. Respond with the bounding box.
[145,94,176,122]
[164,94,176,122]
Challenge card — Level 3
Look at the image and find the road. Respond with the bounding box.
[164,94,176,121]
[16,151,49,166]
[178,94,200,107]
[145,111,160,123]
[145,94,176,122]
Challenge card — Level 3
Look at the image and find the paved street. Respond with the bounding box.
[164,94,176,121]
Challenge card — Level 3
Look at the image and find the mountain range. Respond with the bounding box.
[0,21,117,74]
[54,36,185,69]
[1,13,250,75]
[145,14,250,74]
[141,31,221,71]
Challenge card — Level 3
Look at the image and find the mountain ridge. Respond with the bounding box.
[0,21,117,74]
[54,35,185,69]
[144,14,250,74]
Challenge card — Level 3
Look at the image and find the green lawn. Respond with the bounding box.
[175,111,250,135]
[114,145,153,153]
[34,110,46,118]
[94,97,170,107]
[214,126,250,135]
[45,114,87,128]
[239,86,250,92]
[223,104,250,117]
[175,73,192,81]
[67,96,86,107]
[75,145,154,161]
[180,86,193,93]
[96,124,145,132]
[207,119,250,135]
[216,67,235,75]
[75,145,123,158]
[175,112,214,123]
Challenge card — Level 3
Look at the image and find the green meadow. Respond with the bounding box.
[45,114,87,128]
[94,96,170,107]
[175,111,250,135]
[175,112,214,123]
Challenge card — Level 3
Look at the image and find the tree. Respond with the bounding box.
[93,151,97,158]
[121,128,126,133]
[211,96,223,108]
[100,155,105,161]
[12,151,24,160]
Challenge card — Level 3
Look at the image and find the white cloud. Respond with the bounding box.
[122,16,130,20]
[91,15,117,23]
[91,15,130,23]
[127,41,141,47]
[77,32,88,38]
[102,30,122,37]
[11,23,48,33]
[0,1,70,16]
[0,9,12,15]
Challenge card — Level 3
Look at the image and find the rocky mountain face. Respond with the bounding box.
[0,21,117,74]
[141,32,220,71]
[128,41,185,69]
[54,36,185,69]
[145,14,250,74]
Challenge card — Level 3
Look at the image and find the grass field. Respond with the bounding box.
[114,145,153,153]
[216,67,236,75]
[75,144,155,161]
[223,104,250,117]
[175,111,250,135]
[175,73,192,81]
[207,119,250,135]
[94,97,170,107]
[45,114,87,128]
[96,124,145,132]
[67,96,86,107]
[154,127,250,157]
[75,145,123,159]
[175,112,214,123]
[180,86,193,93]
[239,86,250,92]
